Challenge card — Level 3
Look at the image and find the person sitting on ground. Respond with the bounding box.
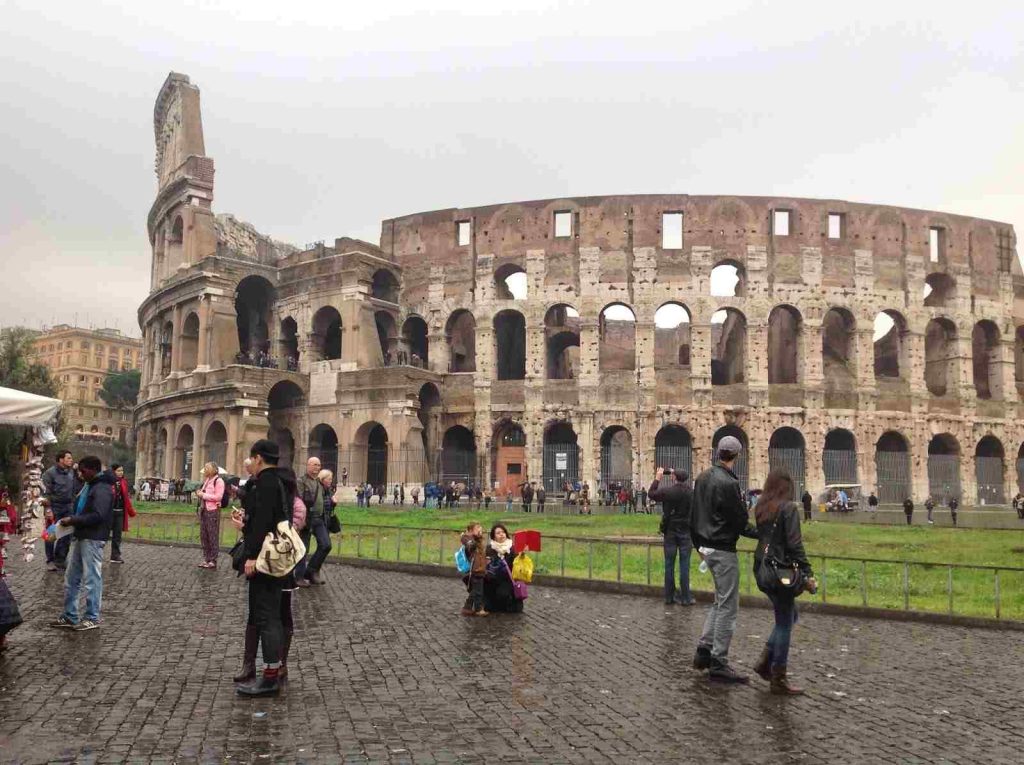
[483,523,524,614]
[460,522,488,617]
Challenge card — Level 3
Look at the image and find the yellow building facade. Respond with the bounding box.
[29,325,143,442]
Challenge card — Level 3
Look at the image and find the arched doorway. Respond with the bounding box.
[599,304,637,371]
[823,429,858,485]
[925,318,958,396]
[655,425,692,479]
[711,309,746,385]
[418,383,441,480]
[155,427,168,477]
[654,303,691,368]
[494,263,527,300]
[203,421,228,470]
[269,427,295,472]
[712,425,749,492]
[873,311,908,380]
[822,308,857,386]
[543,421,579,494]
[599,426,633,493]
[927,434,961,501]
[366,424,389,487]
[874,431,911,504]
[279,317,299,369]
[235,276,276,358]
[768,427,805,497]
[441,426,477,485]
[545,304,580,380]
[494,310,526,380]
[308,424,338,477]
[180,312,199,372]
[175,424,194,480]
[402,315,429,368]
[492,421,526,497]
[371,269,400,303]
[268,380,304,471]
[972,321,1002,400]
[375,311,398,365]
[975,435,1005,505]
[312,307,342,361]
[446,310,476,372]
[768,306,802,384]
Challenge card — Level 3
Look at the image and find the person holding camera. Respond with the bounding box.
[649,467,695,606]
[751,468,816,696]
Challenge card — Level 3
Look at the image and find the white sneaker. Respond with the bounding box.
[73,619,100,631]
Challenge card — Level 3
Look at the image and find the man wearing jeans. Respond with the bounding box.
[690,436,757,683]
[49,456,114,631]
[295,457,331,586]
[41,450,80,571]
[649,467,695,605]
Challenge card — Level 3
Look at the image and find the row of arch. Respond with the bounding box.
[152,421,229,481]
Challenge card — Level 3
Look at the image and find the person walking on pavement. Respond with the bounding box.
[48,456,114,631]
[108,464,136,564]
[41,450,80,572]
[800,490,813,522]
[690,435,758,683]
[294,457,331,586]
[536,486,546,514]
[232,439,292,696]
[650,467,695,606]
[903,497,914,525]
[948,496,959,527]
[925,497,936,525]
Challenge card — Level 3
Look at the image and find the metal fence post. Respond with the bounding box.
[902,562,909,611]
[994,569,1001,619]
[860,560,867,607]
[646,544,651,586]
[175,516,181,542]
[821,556,828,604]
[375,527,381,559]
[587,541,593,579]
[947,565,953,614]
[616,542,622,583]
[356,527,362,557]
[396,529,402,562]
[438,529,444,565]
[560,538,566,577]
[416,529,423,563]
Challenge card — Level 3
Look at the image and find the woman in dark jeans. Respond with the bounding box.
[752,468,817,696]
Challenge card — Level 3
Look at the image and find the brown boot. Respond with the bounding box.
[279,631,292,680]
[233,625,259,683]
[753,646,771,681]
[770,665,804,695]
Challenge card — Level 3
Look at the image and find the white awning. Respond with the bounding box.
[0,385,63,427]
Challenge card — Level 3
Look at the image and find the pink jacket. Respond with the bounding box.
[198,475,225,511]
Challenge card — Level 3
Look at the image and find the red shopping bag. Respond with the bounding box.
[514,529,541,553]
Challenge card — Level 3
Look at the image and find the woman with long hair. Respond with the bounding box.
[196,462,225,569]
[751,468,816,695]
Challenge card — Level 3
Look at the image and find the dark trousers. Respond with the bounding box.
[522,501,531,512]
[247,573,284,665]
[663,530,693,603]
[199,509,220,564]
[47,505,72,566]
[905,512,913,526]
[463,575,485,611]
[802,505,812,522]
[306,516,332,576]
[294,526,312,580]
[537,501,545,514]
[110,511,124,560]
[766,590,798,667]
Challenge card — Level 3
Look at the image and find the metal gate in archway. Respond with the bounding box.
[655,445,693,482]
[367,446,388,487]
[975,457,1005,505]
[822,450,858,485]
[543,443,579,494]
[768,448,805,498]
[875,451,911,504]
[927,455,961,501]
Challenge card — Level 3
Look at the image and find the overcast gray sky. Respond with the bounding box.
[1,0,1021,336]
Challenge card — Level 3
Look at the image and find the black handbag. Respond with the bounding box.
[754,504,804,595]
[0,578,24,636]
[228,540,247,574]
[326,509,341,534]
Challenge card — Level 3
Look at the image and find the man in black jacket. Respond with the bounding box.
[48,456,113,631]
[801,490,813,522]
[650,467,695,605]
[689,436,757,683]
[236,439,291,697]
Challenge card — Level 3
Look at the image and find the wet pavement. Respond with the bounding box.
[1,542,1022,764]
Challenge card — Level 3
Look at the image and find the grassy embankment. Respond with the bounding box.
[130,501,1024,619]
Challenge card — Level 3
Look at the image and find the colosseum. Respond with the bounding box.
[136,73,1023,507]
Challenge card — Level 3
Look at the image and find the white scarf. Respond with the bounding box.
[489,537,513,556]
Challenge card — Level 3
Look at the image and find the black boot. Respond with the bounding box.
[233,625,259,683]
[753,646,772,681]
[708,658,749,684]
[236,670,280,697]
[693,645,712,671]
[770,665,804,695]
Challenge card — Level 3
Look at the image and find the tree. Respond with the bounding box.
[99,369,141,410]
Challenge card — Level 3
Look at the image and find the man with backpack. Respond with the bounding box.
[650,467,694,606]
[690,436,758,683]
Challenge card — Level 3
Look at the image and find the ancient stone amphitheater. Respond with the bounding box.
[136,73,1023,506]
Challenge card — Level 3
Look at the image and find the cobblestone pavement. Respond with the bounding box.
[1,542,1021,764]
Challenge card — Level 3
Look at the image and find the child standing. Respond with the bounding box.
[460,522,489,616]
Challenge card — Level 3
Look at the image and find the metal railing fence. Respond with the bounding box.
[126,514,1023,622]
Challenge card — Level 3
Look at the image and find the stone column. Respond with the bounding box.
[170,305,183,373]
[999,338,1018,404]
[196,297,211,371]
[227,411,241,475]
[191,421,203,481]
[961,453,977,506]
[578,412,596,492]
[163,424,175,477]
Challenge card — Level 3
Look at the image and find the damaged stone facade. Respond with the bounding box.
[136,73,1024,505]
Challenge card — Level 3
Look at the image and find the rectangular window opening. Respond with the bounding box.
[828,213,844,240]
[929,227,942,262]
[773,209,791,237]
[662,212,683,249]
[507,463,522,475]
[554,211,573,239]
[456,220,471,247]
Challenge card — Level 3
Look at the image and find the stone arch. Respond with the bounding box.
[543,420,580,494]
[768,427,806,497]
[492,419,527,497]
[203,420,228,470]
[711,308,746,385]
[279,317,299,369]
[267,379,305,411]
[712,425,749,491]
[975,435,1005,505]
[375,310,398,365]
[234,275,276,357]
[599,425,634,493]
[545,304,580,380]
[494,262,527,300]
[599,303,636,371]
[180,312,199,372]
[155,426,168,477]
[312,306,342,361]
[354,421,389,488]
[655,303,691,368]
[160,320,174,376]
[925,318,958,396]
[927,433,961,501]
[308,424,339,476]
[874,430,911,504]
[1014,326,1024,384]
[768,305,802,384]
[371,268,400,303]
[822,307,856,385]
[972,320,1002,400]
[873,310,908,380]
[446,309,476,373]
[402,315,429,368]
[923,273,955,307]
[655,424,693,479]
[440,425,477,484]
[494,309,526,380]
[269,426,295,471]
[174,423,195,480]
[823,428,858,485]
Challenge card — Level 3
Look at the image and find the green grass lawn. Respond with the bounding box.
[131,501,1024,620]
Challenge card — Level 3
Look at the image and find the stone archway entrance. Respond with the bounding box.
[492,422,526,497]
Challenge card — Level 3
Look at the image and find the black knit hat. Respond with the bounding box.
[250,439,280,461]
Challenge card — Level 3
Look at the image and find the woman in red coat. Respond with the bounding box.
[109,465,137,563]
